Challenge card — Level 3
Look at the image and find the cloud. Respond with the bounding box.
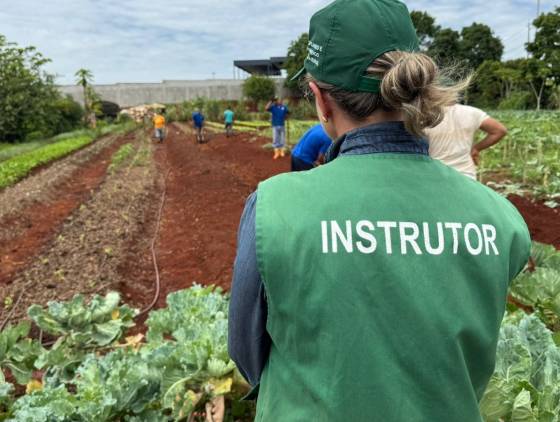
[1,0,556,85]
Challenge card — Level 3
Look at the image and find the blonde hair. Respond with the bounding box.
[305,51,471,137]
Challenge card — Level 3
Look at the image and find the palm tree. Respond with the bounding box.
[75,68,94,123]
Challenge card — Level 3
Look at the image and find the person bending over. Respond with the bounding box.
[291,124,332,171]
[192,109,205,144]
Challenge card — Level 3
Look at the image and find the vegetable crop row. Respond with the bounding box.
[0,123,137,190]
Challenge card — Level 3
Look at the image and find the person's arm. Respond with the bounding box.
[265,101,273,112]
[471,117,508,165]
[314,153,326,167]
[228,192,271,388]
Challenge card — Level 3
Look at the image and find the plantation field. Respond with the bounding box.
[0,113,559,420]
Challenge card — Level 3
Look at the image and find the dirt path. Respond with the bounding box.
[119,124,289,309]
[0,132,136,285]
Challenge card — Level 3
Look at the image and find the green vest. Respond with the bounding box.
[255,154,530,421]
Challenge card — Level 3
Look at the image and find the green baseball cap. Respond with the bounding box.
[292,0,420,93]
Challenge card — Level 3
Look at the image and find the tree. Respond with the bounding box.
[527,7,560,84]
[428,28,462,66]
[519,58,553,111]
[460,23,504,70]
[75,68,94,125]
[243,75,276,104]
[468,60,526,108]
[51,95,84,134]
[284,33,309,92]
[410,11,440,51]
[0,35,63,141]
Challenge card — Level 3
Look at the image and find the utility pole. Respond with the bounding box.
[537,0,541,17]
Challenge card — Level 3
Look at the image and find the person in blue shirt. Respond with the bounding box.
[224,107,235,138]
[192,109,205,143]
[265,98,289,159]
[291,124,332,171]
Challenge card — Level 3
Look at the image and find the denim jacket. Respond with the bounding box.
[228,121,429,388]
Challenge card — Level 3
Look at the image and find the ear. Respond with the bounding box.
[309,82,332,122]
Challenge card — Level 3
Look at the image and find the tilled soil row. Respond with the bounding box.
[0,132,138,286]
[118,123,290,311]
[0,133,123,220]
[0,132,160,324]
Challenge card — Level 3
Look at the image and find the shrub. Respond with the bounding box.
[498,91,534,110]
[243,76,276,104]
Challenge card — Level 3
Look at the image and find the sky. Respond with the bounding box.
[0,0,556,85]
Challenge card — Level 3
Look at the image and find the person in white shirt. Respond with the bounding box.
[425,104,507,179]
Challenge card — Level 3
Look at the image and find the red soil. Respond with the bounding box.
[0,133,135,285]
[508,195,560,250]
[137,126,288,307]
[2,124,558,319]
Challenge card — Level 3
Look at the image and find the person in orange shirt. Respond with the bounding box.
[153,111,166,143]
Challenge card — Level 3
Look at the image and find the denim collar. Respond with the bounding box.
[325,121,429,163]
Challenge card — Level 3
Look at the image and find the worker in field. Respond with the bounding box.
[192,109,205,144]
[425,104,508,180]
[224,106,235,138]
[152,111,166,143]
[265,97,289,159]
[228,0,531,421]
[290,124,332,171]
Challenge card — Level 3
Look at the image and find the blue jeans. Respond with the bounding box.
[272,126,286,148]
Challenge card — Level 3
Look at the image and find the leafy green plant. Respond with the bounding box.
[28,292,137,384]
[1,286,250,421]
[480,314,560,421]
[0,322,43,385]
[531,242,560,270]
[0,135,93,188]
[109,143,134,172]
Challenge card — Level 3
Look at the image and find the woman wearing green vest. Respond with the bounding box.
[229,1,531,421]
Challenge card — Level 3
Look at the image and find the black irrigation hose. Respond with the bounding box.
[136,166,172,319]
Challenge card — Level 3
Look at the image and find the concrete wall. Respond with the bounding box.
[58,79,289,108]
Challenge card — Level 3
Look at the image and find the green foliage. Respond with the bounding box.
[479,111,560,199]
[527,7,560,85]
[0,135,93,189]
[428,28,462,66]
[287,99,316,120]
[0,122,136,189]
[0,35,79,143]
[460,23,504,70]
[284,33,309,92]
[480,315,560,421]
[511,268,560,329]
[509,242,560,330]
[109,143,134,172]
[242,76,276,104]
[410,11,439,51]
[2,286,249,421]
[28,292,137,385]
[0,322,43,385]
[498,92,533,111]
